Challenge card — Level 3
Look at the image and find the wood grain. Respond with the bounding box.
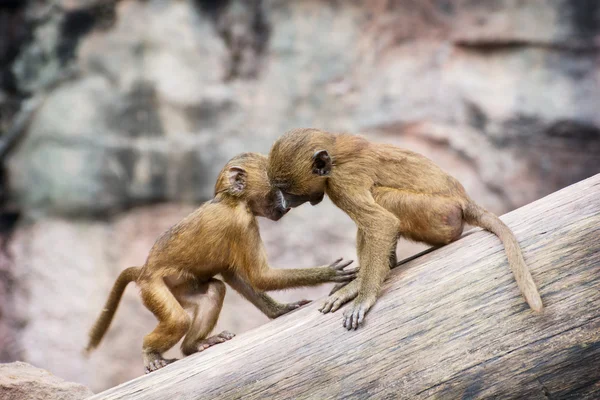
[89,174,600,400]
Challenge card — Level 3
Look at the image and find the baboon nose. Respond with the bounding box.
[276,207,290,219]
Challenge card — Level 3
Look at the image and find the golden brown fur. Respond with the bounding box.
[267,128,543,330]
[85,152,355,373]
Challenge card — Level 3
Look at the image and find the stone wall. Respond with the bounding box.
[0,0,598,392]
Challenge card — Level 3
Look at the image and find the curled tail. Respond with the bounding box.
[463,202,543,312]
[85,266,141,354]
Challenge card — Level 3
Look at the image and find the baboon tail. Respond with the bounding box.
[84,266,141,354]
[463,202,543,312]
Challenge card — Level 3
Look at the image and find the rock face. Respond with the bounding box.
[5,0,600,216]
[0,0,599,393]
[0,361,93,400]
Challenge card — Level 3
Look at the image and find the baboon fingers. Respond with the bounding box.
[218,331,236,340]
[330,258,354,270]
[341,267,359,274]
[321,281,359,313]
[144,358,176,374]
[194,331,236,354]
[288,299,311,309]
[342,297,375,330]
[329,282,347,295]
[318,299,334,313]
[197,343,211,352]
[331,276,355,283]
[331,267,359,282]
[342,310,359,330]
[329,299,344,313]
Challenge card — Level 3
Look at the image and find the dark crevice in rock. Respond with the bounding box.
[503,115,600,147]
[57,9,97,64]
[193,0,230,17]
[58,1,120,65]
[0,208,20,362]
[0,6,27,362]
[454,39,600,53]
[195,0,271,81]
[465,101,488,132]
[546,120,600,141]
[0,1,29,97]
[0,1,30,143]
[0,6,28,336]
[563,0,600,47]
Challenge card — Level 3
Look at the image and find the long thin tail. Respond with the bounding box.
[85,267,141,354]
[463,202,543,312]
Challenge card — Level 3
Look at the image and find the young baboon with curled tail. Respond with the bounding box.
[85,152,355,373]
[267,128,543,330]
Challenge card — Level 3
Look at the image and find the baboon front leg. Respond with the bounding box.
[250,258,356,291]
[140,278,191,373]
[223,271,311,318]
[341,225,397,330]
[328,231,398,296]
[321,229,369,313]
[320,192,400,331]
[172,278,234,356]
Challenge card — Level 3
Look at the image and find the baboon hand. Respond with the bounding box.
[319,280,359,314]
[329,281,349,295]
[325,258,357,283]
[342,295,377,330]
[144,355,177,374]
[274,299,312,318]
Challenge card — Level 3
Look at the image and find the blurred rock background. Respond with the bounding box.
[0,0,598,392]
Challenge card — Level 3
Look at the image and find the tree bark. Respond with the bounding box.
[90,174,600,400]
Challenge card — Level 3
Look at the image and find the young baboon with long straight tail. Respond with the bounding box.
[267,128,543,330]
[85,152,355,373]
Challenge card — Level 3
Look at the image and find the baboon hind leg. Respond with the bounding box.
[140,277,191,373]
[172,278,234,357]
[373,188,464,245]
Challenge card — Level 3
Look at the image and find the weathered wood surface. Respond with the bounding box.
[90,174,600,400]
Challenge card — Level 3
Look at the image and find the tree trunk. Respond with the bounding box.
[90,174,600,400]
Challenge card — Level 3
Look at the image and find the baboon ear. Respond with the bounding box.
[312,150,331,176]
[228,166,247,193]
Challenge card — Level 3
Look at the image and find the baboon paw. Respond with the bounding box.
[319,283,358,314]
[327,258,357,283]
[319,294,349,314]
[285,299,312,312]
[195,331,235,352]
[342,297,376,330]
[329,282,348,295]
[196,343,211,352]
[293,299,312,307]
[272,300,312,318]
[144,357,175,374]
[218,330,235,340]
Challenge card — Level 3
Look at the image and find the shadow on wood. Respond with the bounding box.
[90,174,600,400]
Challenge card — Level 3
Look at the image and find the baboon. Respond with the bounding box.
[267,128,543,330]
[86,152,355,372]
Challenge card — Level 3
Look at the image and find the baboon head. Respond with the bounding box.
[267,128,333,209]
[215,152,290,221]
